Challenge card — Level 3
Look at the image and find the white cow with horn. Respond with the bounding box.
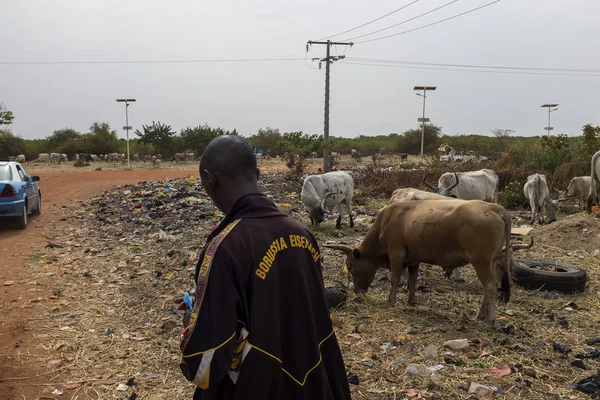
[301,171,354,229]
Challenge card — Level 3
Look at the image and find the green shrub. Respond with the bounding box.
[497,181,529,210]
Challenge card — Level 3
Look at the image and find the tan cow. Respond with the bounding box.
[326,200,533,323]
[143,155,152,163]
[389,187,465,281]
[174,153,188,162]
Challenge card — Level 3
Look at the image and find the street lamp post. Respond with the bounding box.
[414,86,437,157]
[541,103,559,138]
[116,99,136,169]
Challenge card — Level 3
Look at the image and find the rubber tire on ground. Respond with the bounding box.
[16,204,27,230]
[32,194,42,215]
[512,258,587,294]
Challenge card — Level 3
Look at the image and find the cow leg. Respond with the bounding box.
[472,261,497,323]
[406,263,419,306]
[388,250,407,304]
[346,200,354,228]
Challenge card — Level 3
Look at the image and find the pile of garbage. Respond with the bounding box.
[84,175,305,239]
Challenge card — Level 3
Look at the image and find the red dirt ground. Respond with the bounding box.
[0,169,199,399]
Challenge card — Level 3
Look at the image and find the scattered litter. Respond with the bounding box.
[405,364,432,377]
[443,339,469,350]
[3,280,14,286]
[586,337,600,346]
[116,383,129,391]
[427,364,443,372]
[490,363,512,378]
[424,345,437,359]
[444,357,467,367]
[347,372,359,385]
[468,382,499,396]
[573,370,600,396]
[558,316,569,329]
[553,343,572,355]
[380,342,397,351]
[51,389,64,395]
[571,359,587,370]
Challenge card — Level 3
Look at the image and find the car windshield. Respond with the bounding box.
[0,166,12,181]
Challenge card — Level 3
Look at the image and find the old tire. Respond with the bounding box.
[16,204,27,230]
[512,259,587,294]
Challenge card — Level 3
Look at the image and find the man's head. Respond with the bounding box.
[199,135,260,213]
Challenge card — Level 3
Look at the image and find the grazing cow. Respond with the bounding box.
[90,154,99,162]
[524,174,558,224]
[78,153,93,162]
[173,153,188,163]
[152,156,161,168]
[351,149,361,161]
[118,154,126,164]
[587,151,600,212]
[60,154,68,163]
[424,169,499,202]
[400,153,408,163]
[107,153,119,162]
[325,200,533,323]
[133,154,139,162]
[186,153,196,161]
[157,154,163,160]
[389,188,465,281]
[301,171,354,229]
[330,152,341,163]
[38,153,50,163]
[567,176,593,208]
[50,153,61,164]
[143,155,152,163]
[310,151,318,158]
[16,154,26,163]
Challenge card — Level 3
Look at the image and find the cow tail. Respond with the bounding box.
[500,210,511,303]
[588,151,600,212]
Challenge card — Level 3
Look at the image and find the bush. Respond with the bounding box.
[497,181,529,210]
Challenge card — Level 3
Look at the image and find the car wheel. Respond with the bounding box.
[33,194,42,215]
[16,204,27,229]
[512,258,587,294]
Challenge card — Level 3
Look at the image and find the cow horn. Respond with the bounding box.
[512,236,534,250]
[323,244,353,255]
[422,173,436,190]
[447,172,460,192]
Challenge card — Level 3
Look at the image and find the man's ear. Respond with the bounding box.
[203,169,218,190]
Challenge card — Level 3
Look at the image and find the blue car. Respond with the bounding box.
[0,161,42,229]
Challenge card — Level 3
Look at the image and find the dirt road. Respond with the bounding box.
[0,169,197,399]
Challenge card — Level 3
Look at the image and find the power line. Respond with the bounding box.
[341,61,600,77]
[355,0,502,44]
[316,0,420,41]
[0,58,305,66]
[347,57,600,73]
[343,0,460,41]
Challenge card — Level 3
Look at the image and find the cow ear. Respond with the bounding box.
[352,248,361,259]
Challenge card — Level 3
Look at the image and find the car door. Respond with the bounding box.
[20,165,39,207]
[16,165,35,209]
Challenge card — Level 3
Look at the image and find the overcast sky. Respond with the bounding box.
[2,0,600,141]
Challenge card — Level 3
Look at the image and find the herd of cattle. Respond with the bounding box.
[9,152,198,166]
[302,149,600,322]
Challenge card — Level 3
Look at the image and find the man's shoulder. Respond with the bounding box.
[225,215,316,243]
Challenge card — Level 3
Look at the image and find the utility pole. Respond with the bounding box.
[116,98,136,169]
[414,86,436,157]
[541,103,558,138]
[307,40,353,172]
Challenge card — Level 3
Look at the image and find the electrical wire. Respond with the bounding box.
[341,61,600,77]
[355,0,502,44]
[316,0,420,41]
[346,57,600,73]
[343,0,460,41]
[0,58,305,66]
